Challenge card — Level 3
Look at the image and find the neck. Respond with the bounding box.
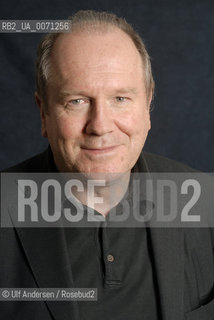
[72,171,131,216]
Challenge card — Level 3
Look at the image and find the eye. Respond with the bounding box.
[116,96,126,102]
[70,99,84,105]
[66,98,90,108]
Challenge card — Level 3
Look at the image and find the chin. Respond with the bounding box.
[77,172,129,187]
[75,163,130,181]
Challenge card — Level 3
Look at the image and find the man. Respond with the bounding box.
[1,10,214,320]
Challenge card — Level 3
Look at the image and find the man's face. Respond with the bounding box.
[38,28,152,174]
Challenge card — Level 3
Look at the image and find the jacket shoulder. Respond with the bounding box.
[142,152,197,173]
[3,149,50,173]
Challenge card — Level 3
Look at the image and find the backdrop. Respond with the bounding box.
[0,0,213,171]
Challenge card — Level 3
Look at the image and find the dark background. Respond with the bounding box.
[0,0,213,171]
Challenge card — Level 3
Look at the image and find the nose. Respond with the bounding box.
[85,100,114,136]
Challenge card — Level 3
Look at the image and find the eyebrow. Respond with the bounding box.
[114,88,138,95]
[59,87,138,97]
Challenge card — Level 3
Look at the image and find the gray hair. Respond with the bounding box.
[35,10,155,107]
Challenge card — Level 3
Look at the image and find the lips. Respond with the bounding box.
[81,145,120,154]
[82,146,117,150]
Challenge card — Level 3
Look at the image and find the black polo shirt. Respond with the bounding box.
[64,222,160,319]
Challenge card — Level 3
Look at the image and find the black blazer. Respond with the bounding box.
[1,148,214,320]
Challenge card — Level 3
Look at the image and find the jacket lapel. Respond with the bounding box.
[14,227,80,320]
[6,151,79,320]
[139,152,185,319]
[149,227,184,320]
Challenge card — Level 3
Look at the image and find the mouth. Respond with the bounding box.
[81,145,120,155]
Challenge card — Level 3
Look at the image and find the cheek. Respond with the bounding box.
[49,116,82,140]
[116,110,150,137]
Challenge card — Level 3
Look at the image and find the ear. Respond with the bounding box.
[147,87,153,110]
[148,114,151,131]
[147,88,154,131]
[35,92,48,138]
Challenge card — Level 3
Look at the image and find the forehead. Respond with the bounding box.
[50,28,144,87]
